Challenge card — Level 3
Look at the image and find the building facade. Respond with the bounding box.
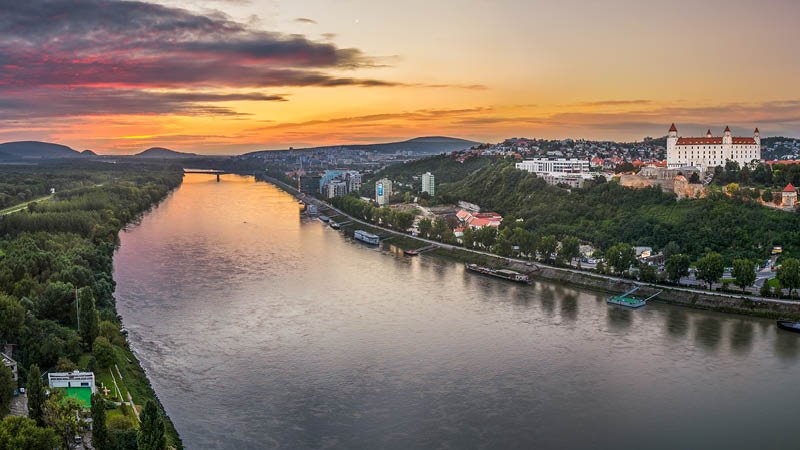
[319,170,362,198]
[325,180,348,199]
[666,124,761,170]
[421,172,435,197]
[375,178,393,206]
[1,352,17,382]
[48,371,96,393]
[515,158,590,174]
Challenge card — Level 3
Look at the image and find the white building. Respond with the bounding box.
[515,158,590,175]
[515,158,594,187]
[666,124,761,171]
[325,180,348,199]
[421,172,435,197]
[48,370,96,393]
[375,178,393,206]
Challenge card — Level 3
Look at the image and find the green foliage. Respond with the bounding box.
[732,259,756,292]
[138,400,167,450]
[0,295,24,342]
[93,336,116,369]
[0,365,14,416]
[760,281,772,297]
[696,252,725,289]
[665,254,691,283]
[605,242,635,274]
[417,218,432,239]
[361,154,492,198]
[54,357,77,373]
[27,365,46,427]
[662,241,680,260]
[91,393,109,450]
[111,428,139,450]
[474,227,497,250]
[78,287,99,348]
[0,416,60,450]
[777,258,800,296]
[42,393,88,449]
[559,236,580,263]
[439,161,800,262]
[638,264,658,283]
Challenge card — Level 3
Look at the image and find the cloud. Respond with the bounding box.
[0,0,397,118]
[294,18,317,24]
[574,99,653,107]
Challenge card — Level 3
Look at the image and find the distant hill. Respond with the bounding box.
[242,136,479,158]
[0,141,82,159]
[134,147,198,158]
[81,149,97,156]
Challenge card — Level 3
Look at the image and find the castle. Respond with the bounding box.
[666,124,761,171]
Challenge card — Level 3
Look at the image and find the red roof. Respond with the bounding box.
[766,160,800,166]
[706,129,712,135]
[724,126,731,132]
[755,128,760,133]
[783,184,796,193]
[669,123,677,132]
[676,137,756,145]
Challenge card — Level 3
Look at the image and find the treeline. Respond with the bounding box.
[0,163,184,449]
[439,161,800,263]
[330,195,415,232]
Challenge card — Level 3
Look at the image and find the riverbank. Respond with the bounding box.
[260,174,800,320]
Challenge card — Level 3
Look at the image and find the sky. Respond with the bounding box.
[1,0,799,154]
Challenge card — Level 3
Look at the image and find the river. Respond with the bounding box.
[114,174,800,450]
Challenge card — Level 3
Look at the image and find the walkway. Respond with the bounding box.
[268,176,799,307]
[0,194,52,215]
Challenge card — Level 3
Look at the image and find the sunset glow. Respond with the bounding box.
[2,0,800,154]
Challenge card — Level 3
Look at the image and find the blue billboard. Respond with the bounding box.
[377,182,383,196]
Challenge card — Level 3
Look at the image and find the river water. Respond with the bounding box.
[114,174,800,450]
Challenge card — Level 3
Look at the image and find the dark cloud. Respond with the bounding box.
[0,0,395,117]
[0,88,287,119]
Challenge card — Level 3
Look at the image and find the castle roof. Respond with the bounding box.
[755,128,760,133]
[669,123,677,132]
[676,136,756,145]
[724,126,731,132]
[783,183,796,193]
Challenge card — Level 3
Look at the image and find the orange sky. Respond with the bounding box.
[2,0,799,154]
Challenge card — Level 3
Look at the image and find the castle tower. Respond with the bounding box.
[706,129,712,138]
[666,124,679,168]
[723,125,732,144]
[754,127,761,146]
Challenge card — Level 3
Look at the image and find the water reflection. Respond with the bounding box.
[113,175,800,450]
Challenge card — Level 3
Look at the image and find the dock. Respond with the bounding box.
[405,244,438,256]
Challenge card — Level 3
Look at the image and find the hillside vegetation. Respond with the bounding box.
[439,160,800,262]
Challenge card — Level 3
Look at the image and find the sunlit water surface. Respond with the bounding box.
[114,174,800,450]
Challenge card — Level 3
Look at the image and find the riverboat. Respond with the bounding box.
[354,230,380,245]
[464,263,531,284]
[319,215,329,223]
[306,204,318,216]
[777,320,800,333]
[329,220,340,230]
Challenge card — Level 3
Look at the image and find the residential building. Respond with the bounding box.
[456,210,503,229]
[421,172,435,197]
[515,158,590,175]
[376,178,393,206]
[325,180,348,199]
[48,370,97,407]
[666,124,761,170]
[319,170,362,198]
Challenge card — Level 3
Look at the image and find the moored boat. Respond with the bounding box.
[777,320,800,333]
[354,229,380,245]
[464,263,530,284]
[607,295,647,308]
[329,220,340,230]
[404,249,419,256]
[306,204,318,216]
[319,215,329,223]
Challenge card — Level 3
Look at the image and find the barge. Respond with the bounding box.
[465,263,531,284]
[354,229,380,245]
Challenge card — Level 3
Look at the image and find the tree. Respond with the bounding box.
[732,258,756,292]
[93,336,116,368]
[662,241,680,260]
[605,243,635,274]
[431,218,449,241]
[696,252,724,290]
[91,393,109,450]
[474,227,497,249]
[538,235,558,262]
[777,258,800,296]
[417,218,432,238]
[111,429,139,450]
[688,172,701,184]
[493,233,512,257]
[27,365,46,427]
[725,182,740,196]
[559,236,580,265]
[78,287,99,348]
[0,416,59,450]
[461,226,474,249]
[42,393,88,449]
[393,211,414,232]
[760,281,772,298]
[55,357,78,373]
[665,254,690,283]
[638,264,658,283]
[762,189,773,203]
[137,400,167,450]
[0,366,14,417]
[0,295,25,343]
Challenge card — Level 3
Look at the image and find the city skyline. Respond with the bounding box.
[2,0,800,154]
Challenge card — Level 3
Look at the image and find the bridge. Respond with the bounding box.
[183,169,232,182]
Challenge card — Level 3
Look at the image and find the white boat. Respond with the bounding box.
[354,229,380,245]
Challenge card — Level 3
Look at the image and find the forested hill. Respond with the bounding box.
[361,154,493,198]
[0,141,82,159]
[439,161,800,262]
[243,136,478,157]
[0,162,184,448]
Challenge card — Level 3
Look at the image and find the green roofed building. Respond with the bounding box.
[48,370,96,408]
